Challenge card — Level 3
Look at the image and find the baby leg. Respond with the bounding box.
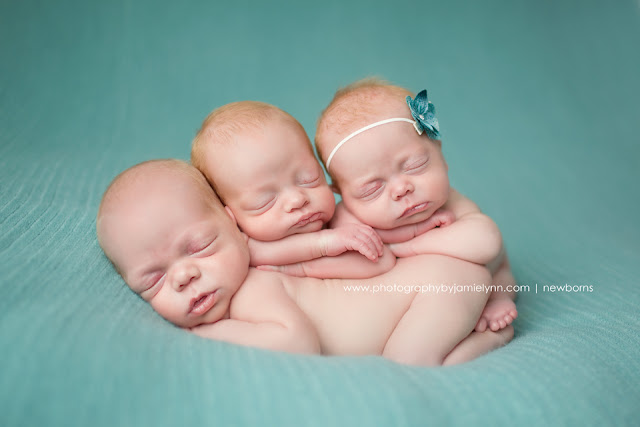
[442,326,514,366]
[475,253,518,332]
[382,256,491,366]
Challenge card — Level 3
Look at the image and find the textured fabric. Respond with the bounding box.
[1,1,639,426]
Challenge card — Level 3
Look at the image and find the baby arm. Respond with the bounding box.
[256,204,396,279]
[248,224,384,266]
[260,247,396,279]
[375,208,456,243]
[189,271,320,355]
[389,190,502,265]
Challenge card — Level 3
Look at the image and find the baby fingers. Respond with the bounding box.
[351,228,384,261]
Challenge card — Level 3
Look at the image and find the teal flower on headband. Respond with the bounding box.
[406,90,441,140]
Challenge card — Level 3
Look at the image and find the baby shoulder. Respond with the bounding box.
[241,269,285,294]
[231,269,285,311]
[329,202,365,228]
[446,187,482,217]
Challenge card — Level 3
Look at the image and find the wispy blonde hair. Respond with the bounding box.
[96,159,221,263]
[191,101,312,200]
[315,77,414,168]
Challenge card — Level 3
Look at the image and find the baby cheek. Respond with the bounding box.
[233,213,254,233]
[343,196,387,228]
[150,295,186,327]
[238,214,274,240]
[370,205,397,229]
[433,173,450,198]
[314,186,336,213]
[228,210,263,239]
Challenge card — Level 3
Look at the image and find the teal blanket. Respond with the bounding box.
[2,1,639,426]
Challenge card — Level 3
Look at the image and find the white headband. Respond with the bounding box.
[325,118,422,170]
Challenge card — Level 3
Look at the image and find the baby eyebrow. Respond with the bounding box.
[181,228,217,249]
[397,153,418,167]
[241,195,274,211]
[358,181,376,190]
[354,174,378,188]
[239,186,272,202]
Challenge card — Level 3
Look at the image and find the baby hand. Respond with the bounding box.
[388,209,456,258]
[375,209,456,244]
[321,224,384,261]
[413,208,456,236]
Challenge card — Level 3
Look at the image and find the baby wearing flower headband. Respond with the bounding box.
[191,101,396,279]
[316,78,518,333]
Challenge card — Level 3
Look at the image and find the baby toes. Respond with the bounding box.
[475,317,488,332]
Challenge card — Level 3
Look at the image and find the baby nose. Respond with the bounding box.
[170,263,201,291]
[284,188,309,212]
[391,177,414,201]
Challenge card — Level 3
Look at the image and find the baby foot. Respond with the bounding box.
[475,297,518,332]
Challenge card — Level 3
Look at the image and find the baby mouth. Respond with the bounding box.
[400,202,430,218]
[295,212,322,227]
[189,291,217,316]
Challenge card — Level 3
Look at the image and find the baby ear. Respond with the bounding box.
[224,206,237,225]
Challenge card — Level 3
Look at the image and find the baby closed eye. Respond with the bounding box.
[297,175,320,187]
[140,271,165,295]
[404,158,429,174]
[248,196,276,213]
[187,237,217,256]
[357,182,384,200]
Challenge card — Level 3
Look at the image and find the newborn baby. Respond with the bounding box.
[191,101,395,279]
[96,159,513,365]
[315,79,518,332]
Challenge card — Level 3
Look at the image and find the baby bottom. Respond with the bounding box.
[382,256,494,366]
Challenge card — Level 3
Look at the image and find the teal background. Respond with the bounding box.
[1,0,639,426]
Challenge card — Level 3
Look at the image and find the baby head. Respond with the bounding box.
[96,159,250,328]
[191,101,335,242]
[316,78,450,230]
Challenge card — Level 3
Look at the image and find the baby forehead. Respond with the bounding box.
[207,125,317,173]
[126,170,209,202]
[103,186,222,252]
[333,87,410,117]
[320,98,412,154]
[104,168,218,220]
[234,119,312,148]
